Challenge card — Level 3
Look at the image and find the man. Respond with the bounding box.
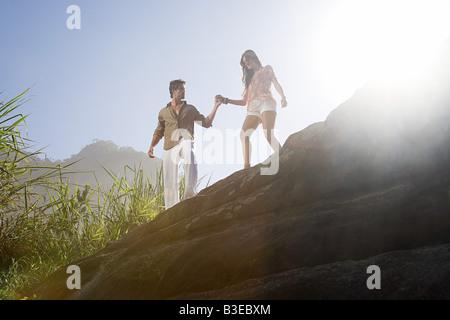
[148,79,221,209]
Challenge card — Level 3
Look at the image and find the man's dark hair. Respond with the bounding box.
[169,79,186,98]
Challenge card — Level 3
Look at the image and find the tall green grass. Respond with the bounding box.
[0,90,168,299]
[0,89,212,299]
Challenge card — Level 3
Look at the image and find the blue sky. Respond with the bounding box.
[1,0,450,186]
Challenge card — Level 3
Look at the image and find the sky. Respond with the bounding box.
[1,0,450,187]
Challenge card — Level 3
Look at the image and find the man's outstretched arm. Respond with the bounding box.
[205,98,222,126]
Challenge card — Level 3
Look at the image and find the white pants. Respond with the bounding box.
[163,139,198,209]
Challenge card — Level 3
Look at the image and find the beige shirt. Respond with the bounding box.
[154,101,212,150]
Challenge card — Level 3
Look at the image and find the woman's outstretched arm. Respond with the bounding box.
[215,94,247,106]
[273,78,287,108]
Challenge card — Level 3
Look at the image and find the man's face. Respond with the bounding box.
[173,84,185,100]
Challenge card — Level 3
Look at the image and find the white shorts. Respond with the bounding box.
[247,99,276,119]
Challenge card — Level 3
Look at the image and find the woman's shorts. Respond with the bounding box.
[247,99,276,119]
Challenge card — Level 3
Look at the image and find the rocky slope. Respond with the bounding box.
[30,54,450,300]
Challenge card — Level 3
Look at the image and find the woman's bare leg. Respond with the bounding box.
[240,115,260,168]
[261,111,281,152]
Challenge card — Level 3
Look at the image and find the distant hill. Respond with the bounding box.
[33,140,162,191]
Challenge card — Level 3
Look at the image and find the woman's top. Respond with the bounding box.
[242,65,277,110]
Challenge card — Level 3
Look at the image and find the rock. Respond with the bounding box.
[173,243,450,300]
[29,65,450,300]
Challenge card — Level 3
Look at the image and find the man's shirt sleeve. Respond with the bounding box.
[193,107,212,128]
[154,110,165,137]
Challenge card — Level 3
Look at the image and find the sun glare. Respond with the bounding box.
[316,0,450,93]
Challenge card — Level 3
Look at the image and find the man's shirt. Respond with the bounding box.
[154,101,212,150]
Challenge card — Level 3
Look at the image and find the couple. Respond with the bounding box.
[148,50,288,209]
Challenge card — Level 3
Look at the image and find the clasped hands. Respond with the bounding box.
[215,94,225,106]
[215,94,287,108]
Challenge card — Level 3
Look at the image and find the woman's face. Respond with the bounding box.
[242,56,258,70]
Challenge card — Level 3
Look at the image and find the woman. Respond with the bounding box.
[216,49,287,169]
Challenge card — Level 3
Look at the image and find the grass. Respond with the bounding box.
[0,89,179,299]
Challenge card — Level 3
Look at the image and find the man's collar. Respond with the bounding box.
[166,100,186,108]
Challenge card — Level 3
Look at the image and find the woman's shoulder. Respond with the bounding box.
[262,65,275,76]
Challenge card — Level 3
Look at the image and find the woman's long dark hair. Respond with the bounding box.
[240,50,263,88]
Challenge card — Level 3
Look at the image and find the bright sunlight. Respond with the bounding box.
[316,0,450,93]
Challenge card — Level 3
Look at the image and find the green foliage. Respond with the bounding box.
[0,90,168,299]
